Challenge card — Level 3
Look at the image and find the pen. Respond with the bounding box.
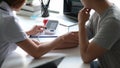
[30,35,58,38]
[59,23,77,27]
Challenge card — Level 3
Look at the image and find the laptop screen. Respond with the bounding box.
[63,0,83,21]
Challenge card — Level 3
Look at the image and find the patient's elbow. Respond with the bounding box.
[29,50,44,59]
[30,53,41,59]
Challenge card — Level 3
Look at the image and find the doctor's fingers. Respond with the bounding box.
[35,25,46,30]
[61,32,79,42]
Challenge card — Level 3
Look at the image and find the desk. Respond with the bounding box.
[1,13,90,68]
[51,47,90,68]
[1,47,90,68]
[1,49,65,68]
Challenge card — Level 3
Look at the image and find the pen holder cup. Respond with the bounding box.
[41,6,49,17]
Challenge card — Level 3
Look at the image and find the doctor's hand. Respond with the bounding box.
[55,31,79,49]
[78,8,91,25]
[26,25,46,35]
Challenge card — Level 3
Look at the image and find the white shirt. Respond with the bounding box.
[0,1,27,67]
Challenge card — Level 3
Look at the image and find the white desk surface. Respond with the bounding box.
[1,47,90,68]
[52,47,90,68]
[1,14,90,68]
[2,47,90,68]
[1,49,65,68]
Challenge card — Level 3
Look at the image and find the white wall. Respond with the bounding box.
[109,0,120,8]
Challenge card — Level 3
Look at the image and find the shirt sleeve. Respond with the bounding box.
[86,12,97,40]
[3,16,27,43]
[92,18,120,50]
[86,20,94,40]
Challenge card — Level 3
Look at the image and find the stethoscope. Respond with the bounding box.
[0,7,7,11]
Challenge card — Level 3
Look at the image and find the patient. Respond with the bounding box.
[61,1,120,68]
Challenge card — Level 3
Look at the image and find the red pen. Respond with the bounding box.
[43,19,48,26]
